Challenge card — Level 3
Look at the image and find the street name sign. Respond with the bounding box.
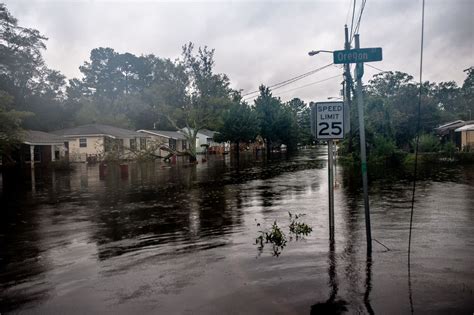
[333,48,382,64]
[311,101,345,140]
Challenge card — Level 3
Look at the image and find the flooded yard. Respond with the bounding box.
[1,147,473,314]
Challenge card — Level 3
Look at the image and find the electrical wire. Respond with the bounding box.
[241,63,333,97]
[351,0,367,43]
[366,64,385,72]
[349,0,357,42]
[345,0,354,25]
[272,74,341,97]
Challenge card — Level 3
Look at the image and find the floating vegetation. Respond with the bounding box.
[256,221,287,257]
[288,212,313,239]
[255,212,313,257]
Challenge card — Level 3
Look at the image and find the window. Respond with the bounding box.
[130,138,137,151]
[182,140,187,150]
[169,138,177,150]
[140,138,146,150]
[79,138,87,148]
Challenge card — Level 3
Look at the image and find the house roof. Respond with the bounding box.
[455,124,474,132]
[199,129,217,138]
[23,130,65,145]
[52,124,147,139]
[137,129,187,140]
[435,120,474,135]
[180,127,216,138]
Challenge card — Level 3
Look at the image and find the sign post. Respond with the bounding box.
[311,101,345,240]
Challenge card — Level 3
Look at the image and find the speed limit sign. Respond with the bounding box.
[310,101,345,140]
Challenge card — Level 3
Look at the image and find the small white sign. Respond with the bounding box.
[312,101,345,140]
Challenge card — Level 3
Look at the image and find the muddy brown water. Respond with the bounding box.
[1,147,473,314]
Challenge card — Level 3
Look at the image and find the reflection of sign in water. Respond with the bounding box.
[311,102,345,140]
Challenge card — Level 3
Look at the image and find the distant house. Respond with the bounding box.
[180,128,227,154]
[6,130,66,168]
[454,124,474,151]
[52,124,149,162]
[435,120,474,150]
[136,130,189,157]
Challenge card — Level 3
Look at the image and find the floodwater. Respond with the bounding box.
[1,147,473,314]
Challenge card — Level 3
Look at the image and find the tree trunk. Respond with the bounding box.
[266,140,271,159]
[236,140,240,162]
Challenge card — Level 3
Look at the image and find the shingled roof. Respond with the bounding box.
[137,130,187,140]
[23,130,65,145]
[52,124,147,139]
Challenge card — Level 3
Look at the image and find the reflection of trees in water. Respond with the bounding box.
[0,170,56,313]
[89,161,244,260]
[90,155,322,261]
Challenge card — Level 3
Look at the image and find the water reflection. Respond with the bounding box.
[1,150,473,313]
[311,240,348,314]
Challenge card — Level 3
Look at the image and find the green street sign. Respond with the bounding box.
[333,48,382,64]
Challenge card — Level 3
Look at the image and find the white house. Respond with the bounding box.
[136,129,189,157]
[180,128,227,154]
[52,124,150,162]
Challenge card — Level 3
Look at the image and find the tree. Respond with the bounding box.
[0,4,68,131]
[158,42,235,161]
[287,98,312,146]
[0,91,32,163]
[215,103,259,158]
[254,85,298,157]
[0,3,47,101]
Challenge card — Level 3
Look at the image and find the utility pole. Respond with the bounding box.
[344,25,353,153]
[354,34,372,253]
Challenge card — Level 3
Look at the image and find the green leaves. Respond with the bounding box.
[255,213,313,257]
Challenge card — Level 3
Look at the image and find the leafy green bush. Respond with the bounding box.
[416,134,440,153]
[372,135,397,157]
[441,141,457,158]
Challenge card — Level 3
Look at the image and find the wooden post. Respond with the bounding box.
[30,145,35,169]
[51,145,56,161]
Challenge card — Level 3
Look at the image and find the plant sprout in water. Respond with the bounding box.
[255,212,313,257]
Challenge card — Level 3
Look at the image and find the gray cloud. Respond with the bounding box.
[4,0,473,103]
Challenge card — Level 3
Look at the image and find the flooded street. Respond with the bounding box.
[1,147,473,314]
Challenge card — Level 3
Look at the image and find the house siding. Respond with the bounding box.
[67,136,105,162]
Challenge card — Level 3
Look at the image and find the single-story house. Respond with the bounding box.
[52,124,150,162]
[435,120,474,149]
[6,130,67,168]
[180,128,228,154]
[136,130,189,157]
[455,124,474,151]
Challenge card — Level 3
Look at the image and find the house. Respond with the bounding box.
[454,124,474,151]
[7,130,66,168]
[52,124,150,162]
[435,120,474,150]
[136,130,189,157]
[180,128,228,154]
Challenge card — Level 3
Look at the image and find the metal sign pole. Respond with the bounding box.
[328,139,335,241]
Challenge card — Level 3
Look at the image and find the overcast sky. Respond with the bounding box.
[4,0,474,103]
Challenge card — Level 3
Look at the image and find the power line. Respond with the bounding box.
[345,0,353,25]
[272,74,341,97]
[241,63,334,99]
[366,64,385,72]
[349,0,357,42]
[351,0,367,43]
